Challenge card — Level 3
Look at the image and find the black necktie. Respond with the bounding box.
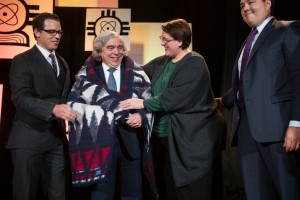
[238,28,258,107]
[49,53,58,76]
[107,68,117,91]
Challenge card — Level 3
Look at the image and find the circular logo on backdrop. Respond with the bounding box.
[87,9,130,37]
[0,0,27,33]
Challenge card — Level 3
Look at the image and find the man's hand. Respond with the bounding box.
[52,104,77,121]
[283,126,300,152]
[126,113,142,128]
[215,97,225,112]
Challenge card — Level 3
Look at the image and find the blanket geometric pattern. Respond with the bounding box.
[66,56,156,197]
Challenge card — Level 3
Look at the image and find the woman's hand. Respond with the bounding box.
[126,113,142,128]
[119,98,145,110]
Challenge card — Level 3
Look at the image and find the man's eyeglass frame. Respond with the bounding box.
[41,29,64,36]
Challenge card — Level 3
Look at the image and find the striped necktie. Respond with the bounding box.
[49,53,58,76]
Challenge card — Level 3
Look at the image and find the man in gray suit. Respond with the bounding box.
[7,13,76,200]
[217,0,300,199]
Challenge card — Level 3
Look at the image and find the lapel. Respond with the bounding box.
[165,52,192,87]
[233,40,246,89]
[247,18,275,65]
[32,46,70,101]
[120,64,125,91]
[96,62,106,84]
[32,45,49,68]
[32,46,60,83]
[56,54,70,100]
[33,46,59,79]
[151,56,171,88]
[232,18,276,89]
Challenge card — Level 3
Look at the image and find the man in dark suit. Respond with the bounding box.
[217,0,300,199]
[7,12,77,200]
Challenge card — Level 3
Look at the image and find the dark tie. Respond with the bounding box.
[238,28,258,107]
[107,68,117,91]
[49,53,58,76]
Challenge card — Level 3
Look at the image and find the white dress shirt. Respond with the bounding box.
[102,63,121,92]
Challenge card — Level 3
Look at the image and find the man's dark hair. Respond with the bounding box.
[32,12,61,31]
[265,0,275,15]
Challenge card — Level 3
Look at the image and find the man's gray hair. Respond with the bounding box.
[92,31,127,61]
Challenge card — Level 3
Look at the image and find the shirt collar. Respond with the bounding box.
[35,44,56,59]
[256,16,274,34]
[102,62,121,72]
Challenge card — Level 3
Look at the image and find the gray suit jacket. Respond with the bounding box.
[7,45,70,151]
[223,19,300,143]
[144,51,226,187]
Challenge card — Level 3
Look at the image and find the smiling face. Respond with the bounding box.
[99,37,124,68]
[160,31,183,59]
[240,0,271,28]
[34,19,62,52]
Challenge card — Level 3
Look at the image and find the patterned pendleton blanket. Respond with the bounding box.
[66,56,156,195]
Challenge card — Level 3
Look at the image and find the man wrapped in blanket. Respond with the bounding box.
[67,31,157,200]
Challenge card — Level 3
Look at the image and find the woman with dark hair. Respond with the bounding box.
[120,19,226,200]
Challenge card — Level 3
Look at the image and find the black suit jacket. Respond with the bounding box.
[223,18,300,143]
[7,45,70,151]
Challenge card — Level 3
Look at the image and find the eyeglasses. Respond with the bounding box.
[159,36,175,43]
[41,29,64,36]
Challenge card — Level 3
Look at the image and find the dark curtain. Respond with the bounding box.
[220,1,249,199]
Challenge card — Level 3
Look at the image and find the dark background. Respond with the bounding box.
[0,0,299,199]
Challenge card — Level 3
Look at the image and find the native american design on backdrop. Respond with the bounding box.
[85,9,131,51]
[0,0,53,59]
[0,0,37,47]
